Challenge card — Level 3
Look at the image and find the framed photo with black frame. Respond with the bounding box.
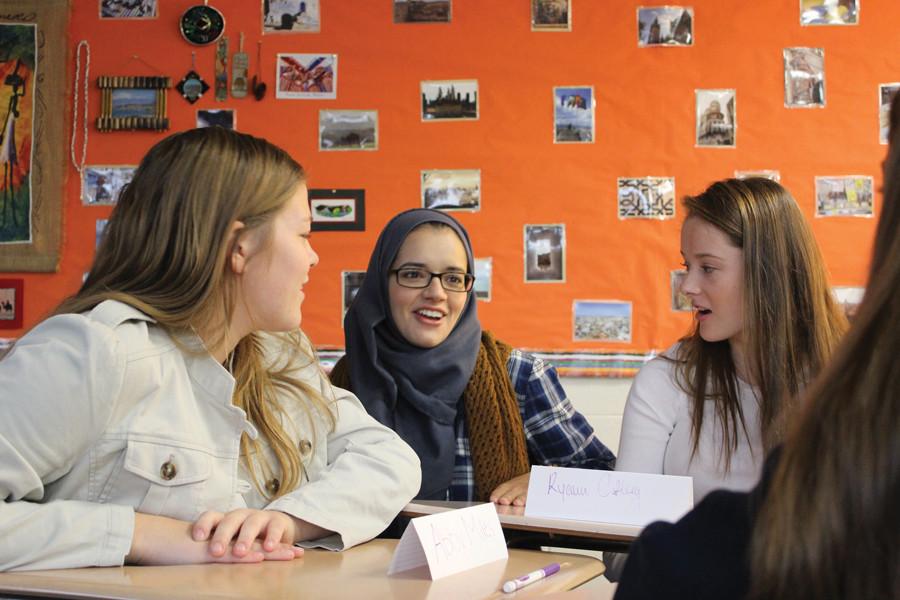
[309,189,365,231]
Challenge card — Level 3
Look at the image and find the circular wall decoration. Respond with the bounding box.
[180,4,225,45]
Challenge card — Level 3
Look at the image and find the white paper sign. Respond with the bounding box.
[387,502,508,580]
[524,466,694,527]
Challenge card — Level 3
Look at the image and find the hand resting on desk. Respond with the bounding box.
[490,472,531,506]
[192,507,332,559]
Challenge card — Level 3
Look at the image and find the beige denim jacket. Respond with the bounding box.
[0,300,420,571]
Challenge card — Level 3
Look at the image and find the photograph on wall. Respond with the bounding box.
[421,80,477,121]
[695,89,735,147]
[831,286,864,319]
[617,177,676,220]
[800,0,858,25]
[879,83,900,145]
[196,108,235,130]
[95,219,108,249]
[0,278,23,330]
[524,224,565,283]
[394,0,451,23]
[81,166,136,206]
[309,189,365,231]
[554,86,594,143]
[474,257,492,301]
[815,176,874,217]
[573,300,632,343]
[319,110,378,151]
[531,0,571,31]
[100,0,157,19]
[670,270,692,312]
[342,271,366,319]
[263,0,320,33]
[421,169,480,211]
[276,53,336,99]
[0,24,35,244]
[735,169,781,182]
[637,6,693,47]
[784,47,825,108]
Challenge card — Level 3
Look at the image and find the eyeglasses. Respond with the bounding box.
[390,267,475,292]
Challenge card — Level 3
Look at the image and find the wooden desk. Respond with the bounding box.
[0,540,603,600]
[401,501,639,551]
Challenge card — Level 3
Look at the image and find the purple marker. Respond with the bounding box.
[502,562,563,593]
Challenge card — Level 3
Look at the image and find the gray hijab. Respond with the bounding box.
[343,209,481,499]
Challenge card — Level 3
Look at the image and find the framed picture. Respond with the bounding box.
[696,89,735,148]
[319,110,378,151]
[800,0,858,26]
[617,177,676,220]
[421,80,478,121]
[670,270,691,312]
[573,300,632,343]
[81,166,136,206]
[879,83,900,145]
[524,224,565,283]
[554,86,594,143]
[473,257,492,301]
[421,169,481,211]
[531,0,571,31]
[0,279,23,330]
[309,189,365,231]
[341,271,366,319]
[263,0,320,33]
[196,108,235,130]
[637,6,694,47]
[276,53,337,99]
[394,0,451,23]
[784,47,825,108]
[97,76,170,131]
[814,176,874,218]
[735,169,781,182]
[831,286,865,319]
[100,0,157,18]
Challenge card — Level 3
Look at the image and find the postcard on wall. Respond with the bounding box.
[263,0,320,33]
[276,53,336,99]
[617,177,676,220]
[197,108,235,130]
[532,0,571,31]
[735,169,781,182]
[309,189,365,231]
[554,86,594,143]
[421,169,481,211]
[573,300,632,343]
[637,6,693,47]
[815,176,874,217]
[100,0,157,19]
[784,47,825,108]
[342,271,366,319]
[394,0,451,23]
[831,286,864,319]
[670,270,691,312]
[82,166,136,206]
[800,0,858,26]
[524,224,565,283]
[421,80,478,121]
[696,89,735,148]
[95,219,109,249]
[0,279,23,330]
[879,83,900,145]
[474,257,492,301]
[319,110,378,151]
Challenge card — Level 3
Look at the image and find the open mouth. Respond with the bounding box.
[415,309,443,322]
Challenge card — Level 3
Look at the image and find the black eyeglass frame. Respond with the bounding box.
[389,267,475,292]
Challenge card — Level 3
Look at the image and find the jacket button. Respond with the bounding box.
[266,478,281,495]
[160,460,177,481]
[299,439,312,455]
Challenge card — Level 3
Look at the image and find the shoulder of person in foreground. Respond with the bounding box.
[507,347,616,470]
[258,331,421,550]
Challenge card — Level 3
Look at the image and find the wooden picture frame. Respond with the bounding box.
[97,76,171,132]
[0,278,23,329]
[309,189,365,231]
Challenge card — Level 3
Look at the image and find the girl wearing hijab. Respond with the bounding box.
[330,209,615,503]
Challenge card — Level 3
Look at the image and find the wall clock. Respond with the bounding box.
[180,4,225,45]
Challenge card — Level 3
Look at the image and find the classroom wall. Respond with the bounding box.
[3,1,897,365]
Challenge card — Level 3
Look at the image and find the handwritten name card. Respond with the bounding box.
[388,502,508,580]
[524,466,694,527]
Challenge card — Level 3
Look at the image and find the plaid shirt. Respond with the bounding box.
[447,349,616,501]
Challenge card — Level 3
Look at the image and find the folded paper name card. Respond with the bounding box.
[387,502,508,580]
[524,466,694,527]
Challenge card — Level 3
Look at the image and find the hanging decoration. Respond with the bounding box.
[97,75,171,132]
[176,52,209,103]
[179,2,225,46]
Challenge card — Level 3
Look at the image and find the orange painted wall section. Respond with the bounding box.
[6,0,898,354]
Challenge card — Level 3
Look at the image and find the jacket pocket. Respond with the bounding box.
[123,439,212,519]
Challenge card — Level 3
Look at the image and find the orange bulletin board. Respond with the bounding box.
[3,0,897,365]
